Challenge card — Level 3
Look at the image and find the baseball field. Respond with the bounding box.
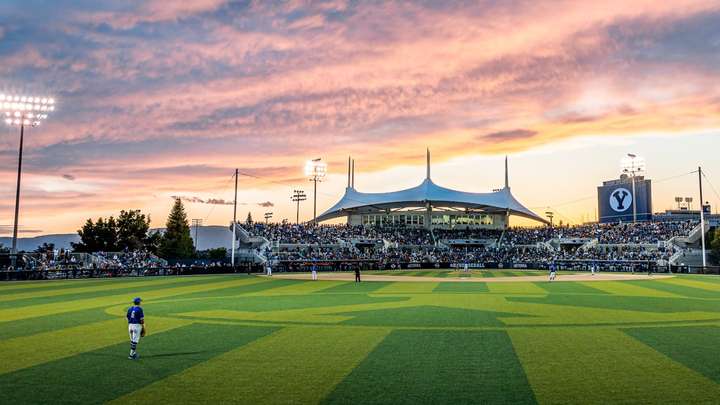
[1,271,719,404]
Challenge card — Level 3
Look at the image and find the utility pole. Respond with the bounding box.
[191,219,203,250]
[699,166,707,270]
[291,189,307,224]
[231,168,238,268]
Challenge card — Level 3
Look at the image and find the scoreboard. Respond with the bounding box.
[597,175,652,223]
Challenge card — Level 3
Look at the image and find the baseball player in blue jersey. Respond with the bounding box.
[126,297,146,360]
[549,262,557,282]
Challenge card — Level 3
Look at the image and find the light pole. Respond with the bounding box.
[684,197,693,211]
[305,158,327,225]
[291,189,307,224]
[1,94,54,263]
[545,211,554,227]
[191,219,202,250]
[621,153,645,223]
[674,196,683,209]
[264,212,273,223]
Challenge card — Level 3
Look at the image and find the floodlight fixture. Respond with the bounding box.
[305,158,327,225]
[305,158,327,180]
[620,153,645,223]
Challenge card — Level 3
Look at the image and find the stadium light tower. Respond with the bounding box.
[545,211,554,227]
[1,94,55,261]
[291,189,307,224]
[621,153,645,223]
[264,212,273,223]
[305,158,327,225]
[684,197,693,210]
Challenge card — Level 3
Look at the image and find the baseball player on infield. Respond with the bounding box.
[126,297,146,360]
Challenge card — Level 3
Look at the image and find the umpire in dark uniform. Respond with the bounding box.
[354,267,361,283]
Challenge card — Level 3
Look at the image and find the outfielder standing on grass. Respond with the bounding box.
[126,297,146,360]
[549,262,557,282]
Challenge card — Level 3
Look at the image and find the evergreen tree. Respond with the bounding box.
[159,199,195,259]
[246,211,253,224]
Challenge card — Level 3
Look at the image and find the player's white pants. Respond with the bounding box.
[128,324,142,344]
[267,268,272,276]
[312,270,317,280]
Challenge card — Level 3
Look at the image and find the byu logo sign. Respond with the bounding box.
[609,187,632,212]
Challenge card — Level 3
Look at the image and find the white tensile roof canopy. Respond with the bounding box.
[316,151,548,224]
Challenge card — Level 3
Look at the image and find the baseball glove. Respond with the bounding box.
[140,327,146,337]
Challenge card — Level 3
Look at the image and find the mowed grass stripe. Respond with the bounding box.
[624,326,720,384]
[374,281,438,294]
[248,279,345,295]
[0,276,263,323]
[114,326,389,404]
[0,316,191,375]
[0,278,148,295]
[487,282,547,295]
[662,277,720,292]
[0,276,236,310]
[315,281,393,294]
[151,276,282,299]
[0,308,116,340]
[0,324,275,405]
[323,329,536,405]
[636,279,720,299]
[586,281,682,297]
[0,276,212,302]
[509,328,720,404]
[534,281,609,295]
[433,281,490,293]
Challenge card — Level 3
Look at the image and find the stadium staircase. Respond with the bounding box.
[669,248,706,268]
[669,221,710,248]
[233,223,270,264]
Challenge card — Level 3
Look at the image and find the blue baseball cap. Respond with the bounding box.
[133,297,142,304]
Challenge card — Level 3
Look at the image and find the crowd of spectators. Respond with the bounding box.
[268,244,672,265]
[93,251,166,270]
[248,223,433,245]
[250,221,697,248]
[502,220,698,246]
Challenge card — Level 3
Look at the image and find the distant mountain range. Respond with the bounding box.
[0,225,235,251]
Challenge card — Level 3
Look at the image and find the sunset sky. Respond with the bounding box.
[1,0,720,235]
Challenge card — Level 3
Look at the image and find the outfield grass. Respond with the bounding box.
[1,273,719,404]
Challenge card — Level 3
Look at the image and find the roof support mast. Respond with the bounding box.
[347,156,351,188]
[426,148,431,180]
[505,155,509,189]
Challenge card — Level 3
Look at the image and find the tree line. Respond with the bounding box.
[72,198,225,260]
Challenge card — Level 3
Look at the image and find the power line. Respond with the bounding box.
[531,170,697,211]
[202,172,237,223]
[701,170,720,209]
